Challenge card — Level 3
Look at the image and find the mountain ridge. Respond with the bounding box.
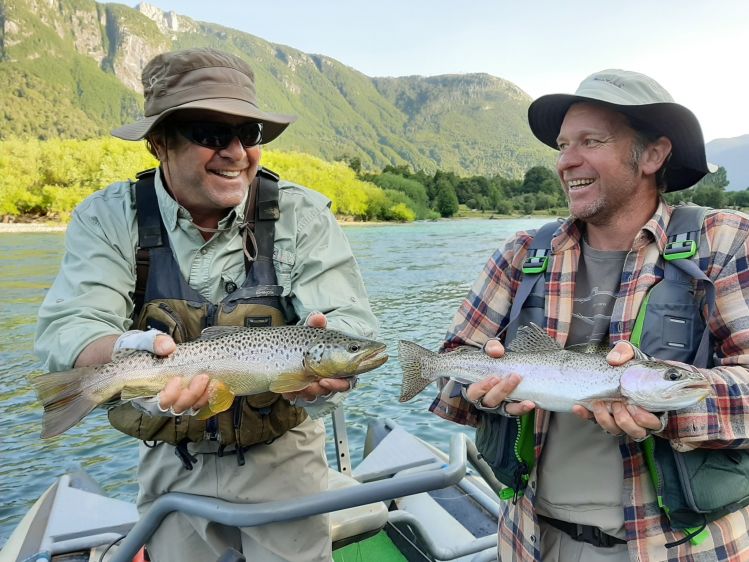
[1,0,556,177]
[2,0,746,187]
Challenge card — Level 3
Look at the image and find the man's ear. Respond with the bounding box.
[641,136,672,176]
[147,133,167,162]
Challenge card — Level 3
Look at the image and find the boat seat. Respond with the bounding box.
[327,469,389,542]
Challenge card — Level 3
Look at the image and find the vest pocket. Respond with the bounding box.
[136,301,193,343]
[475,412,521,486]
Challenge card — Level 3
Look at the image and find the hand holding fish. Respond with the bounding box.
[464,339,535,416]
[572,341,667,441]
[115,329,211,416]
[32,317,388,438]
[281,312,355,403]
[398,324,711,417]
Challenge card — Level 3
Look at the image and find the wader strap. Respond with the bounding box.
[505,220,561,342]
[231,168,283,304]
[133,169,163,316]
[664,205,714,368]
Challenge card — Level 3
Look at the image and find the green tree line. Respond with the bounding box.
[1,137,742,224]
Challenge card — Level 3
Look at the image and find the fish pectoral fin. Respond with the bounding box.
[269,373,318,393]
[120,383,158,401]
[193,380,236,420]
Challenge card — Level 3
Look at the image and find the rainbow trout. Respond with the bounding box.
[32,325,388,438]
[399,324,710,411]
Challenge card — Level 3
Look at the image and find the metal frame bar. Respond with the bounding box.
[110,434,467,562]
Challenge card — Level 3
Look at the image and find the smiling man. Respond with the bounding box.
[35,48,378,562]
[430,70,749,561]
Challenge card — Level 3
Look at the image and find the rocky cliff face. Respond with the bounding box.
[0,0,556,177]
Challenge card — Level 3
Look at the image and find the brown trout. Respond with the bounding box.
[399,324,710,411]
[32,325,388,438]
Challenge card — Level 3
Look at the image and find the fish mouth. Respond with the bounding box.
[357,344,389,371]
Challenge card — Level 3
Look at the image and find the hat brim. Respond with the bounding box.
[528,94,711,192]
[112,98,297,145]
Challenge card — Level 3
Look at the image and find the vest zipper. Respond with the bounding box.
[499,417,530,502]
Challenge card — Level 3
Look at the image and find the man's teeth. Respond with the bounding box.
[568,178,594,189]
[213,170,241,178]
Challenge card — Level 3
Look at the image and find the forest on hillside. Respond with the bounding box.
[0,138,740,224]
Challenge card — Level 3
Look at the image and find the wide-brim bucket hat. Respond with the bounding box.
[112,48,296,144]
[528,69,715,192]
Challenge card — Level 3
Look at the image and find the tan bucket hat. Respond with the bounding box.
[528,69,715,192]
[112,48,296,144]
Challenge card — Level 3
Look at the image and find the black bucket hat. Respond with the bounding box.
[112,48,296,144]
[528,69,715,191]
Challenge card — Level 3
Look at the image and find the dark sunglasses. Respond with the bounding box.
[175,121,263,149]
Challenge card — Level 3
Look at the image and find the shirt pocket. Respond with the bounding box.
[221,261,245,297]
[273,247,296,297]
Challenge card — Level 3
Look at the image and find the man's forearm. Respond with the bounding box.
[74,334,119,367]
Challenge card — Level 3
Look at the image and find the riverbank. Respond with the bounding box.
[0,222,67,233]
[0,221,387,233]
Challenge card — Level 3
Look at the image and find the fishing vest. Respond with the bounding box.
[474,205,749,547]
[107,168,307,468]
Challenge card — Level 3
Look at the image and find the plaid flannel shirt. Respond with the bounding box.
[430,200,749,561]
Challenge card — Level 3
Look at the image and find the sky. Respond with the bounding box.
[128,0,749,143]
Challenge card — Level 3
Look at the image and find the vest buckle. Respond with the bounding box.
[664,240,697,261]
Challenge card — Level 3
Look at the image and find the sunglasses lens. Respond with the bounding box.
[238,123,263,146]
[179,122,263,148]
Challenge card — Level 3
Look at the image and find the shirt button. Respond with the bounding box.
[200,248,207,255]
[530,480,536,489]
[530,535,536,543]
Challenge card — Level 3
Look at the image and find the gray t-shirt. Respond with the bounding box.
[535,239,629,540]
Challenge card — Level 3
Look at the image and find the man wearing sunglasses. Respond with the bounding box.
[35,48,378,562]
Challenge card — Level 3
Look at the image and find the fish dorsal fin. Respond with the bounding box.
[507,323,561,353]
[198,326,249,341]
[566,342,610,354]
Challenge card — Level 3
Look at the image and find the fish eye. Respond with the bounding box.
[348,343,360,353]
[665,369,684,381]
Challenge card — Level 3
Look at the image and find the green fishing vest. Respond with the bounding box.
[474,205,749,547]
[107,168,307,466]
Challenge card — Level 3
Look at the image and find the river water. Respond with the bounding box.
[0,217,548,546]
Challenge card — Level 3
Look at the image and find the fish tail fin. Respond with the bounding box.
[398,340,438,402]
[29,367,101,438]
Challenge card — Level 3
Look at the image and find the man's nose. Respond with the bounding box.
[219,136,246,158]
[557,145,583,172]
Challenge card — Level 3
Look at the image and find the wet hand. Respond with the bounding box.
[113,328,176,358]
[157,374,211,416]
[305,311,327,329]
[468,338,534,415]
[282,377,354,403]
[573,401,664,441]
[465,374,535,416]
[605,341,636,366]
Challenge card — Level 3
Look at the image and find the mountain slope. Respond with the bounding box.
[706,135,749,190]
[1,0,556,176]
